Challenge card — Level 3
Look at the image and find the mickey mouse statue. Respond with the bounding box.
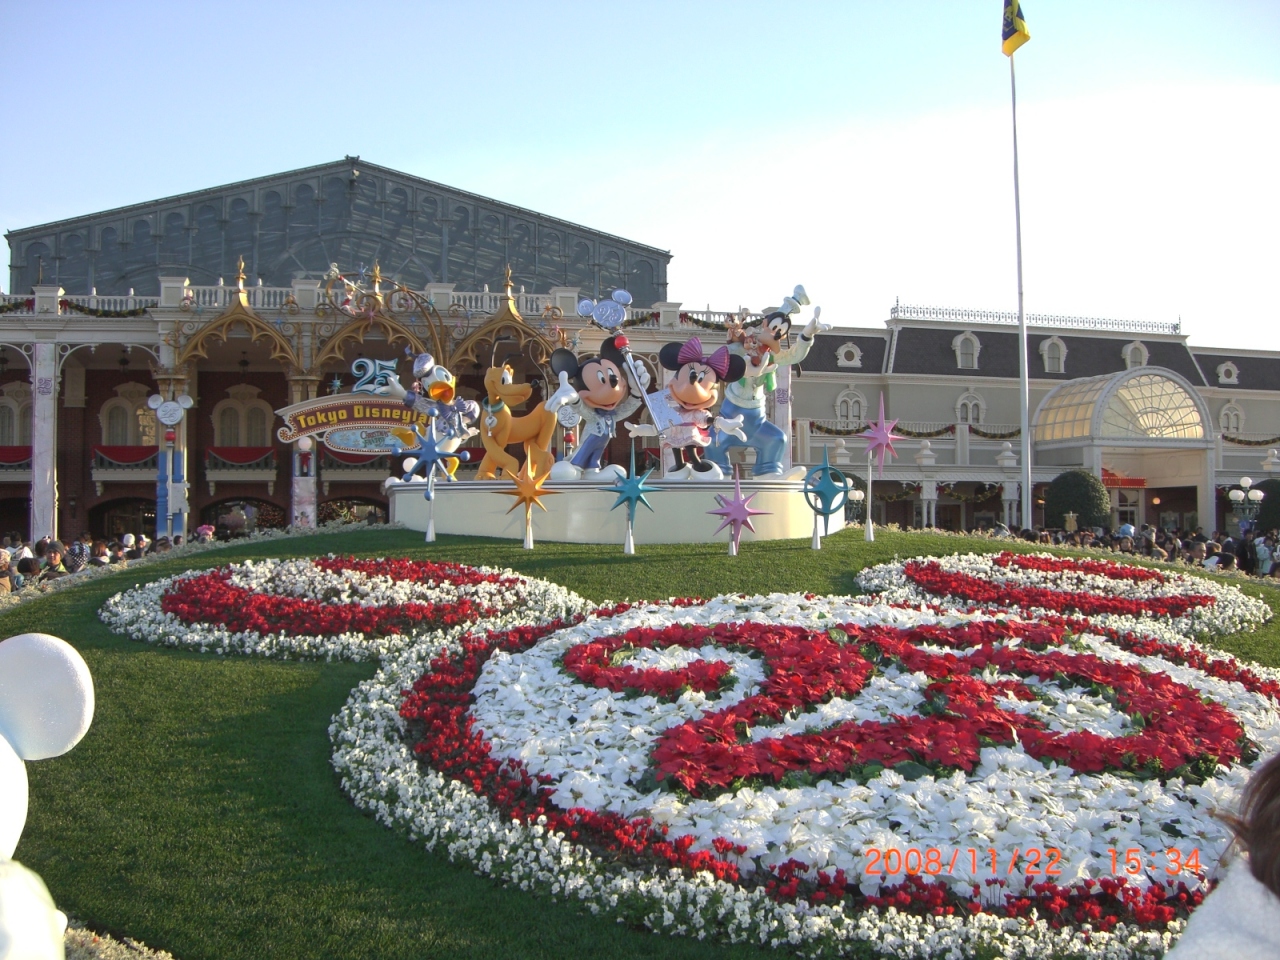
[543,335,650,480]
[0,632,96,960]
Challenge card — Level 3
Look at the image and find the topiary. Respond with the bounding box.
[1044,469,1111,529]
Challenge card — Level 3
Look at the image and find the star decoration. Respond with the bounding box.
[803,449,852,534]
[395,422,469,501]
[863,392,903,477]
[499,459,559,520]
[602,444,661,525]
[708,465,770,553]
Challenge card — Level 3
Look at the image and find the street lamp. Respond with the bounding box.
[847,488,866,524]
[1228,476,1265,526]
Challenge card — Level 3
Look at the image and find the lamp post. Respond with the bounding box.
[847,488,866,525]
[1228,476,1265,530]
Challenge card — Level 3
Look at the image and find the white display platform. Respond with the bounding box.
[387,477,841,544]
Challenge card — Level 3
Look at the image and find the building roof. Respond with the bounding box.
[804,332,890,374]
[887,324,1208,385]
[6,158,671,304]
[1192,351,1280,391]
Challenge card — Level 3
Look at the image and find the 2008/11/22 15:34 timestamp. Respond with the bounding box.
[862,847,1204,877]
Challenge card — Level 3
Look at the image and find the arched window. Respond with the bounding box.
[956,391,985,425]
[1123,341,1148,369]
[0,406,13,446]
[835,342,863,368]
[219,406,241,446]
[835,388,865,423]
[1219,401,1245,435]
[1039,336,1067,374]
[952,332,980,370]
[1216,362,1240,385]
[212,385,275,446]
[246,406,268,446]
[106,406,131,445]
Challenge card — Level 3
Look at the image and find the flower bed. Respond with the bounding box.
[857,551,1271,638]
[99,556,590,661]
[100,549,1280,957]
[332,581,1280,959]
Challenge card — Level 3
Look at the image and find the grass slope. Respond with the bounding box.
[9,528,1280,960]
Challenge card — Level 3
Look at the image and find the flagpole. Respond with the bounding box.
[1010,53,1032,532]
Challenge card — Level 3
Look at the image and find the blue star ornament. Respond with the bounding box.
[803,449,852,534]
[601,444,661,525]
[396,422,469,501]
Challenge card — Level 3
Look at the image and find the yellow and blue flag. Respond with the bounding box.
[1002,1,1030,56]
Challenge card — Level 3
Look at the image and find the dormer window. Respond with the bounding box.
[1217,361,1240,385]
[953,332,981,370]
[835,388,865,423]
[1039,336,1067,374]
[1219,401,1245,434]
[1123,341,1148,369]
[835,342,863,368]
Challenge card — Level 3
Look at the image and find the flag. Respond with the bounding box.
[1002,1,1030,56]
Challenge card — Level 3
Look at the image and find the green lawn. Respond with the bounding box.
[9,528,1280,960]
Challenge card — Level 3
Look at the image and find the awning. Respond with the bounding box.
[0,446,32,465]
[206,446,276,465]
[93,445,158,464]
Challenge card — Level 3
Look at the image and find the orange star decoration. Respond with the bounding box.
[498,460,559,549]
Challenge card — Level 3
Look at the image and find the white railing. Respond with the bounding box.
[448,290,554,316]
[63,294,160,312]
[889,303,1182,336]
[185,285,293,310]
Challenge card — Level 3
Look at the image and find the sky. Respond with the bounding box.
[1,1,1278,349]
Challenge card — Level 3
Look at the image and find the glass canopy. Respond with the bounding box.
[1034,369,1206,444]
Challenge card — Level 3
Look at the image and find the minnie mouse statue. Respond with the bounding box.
[626,337,746,479]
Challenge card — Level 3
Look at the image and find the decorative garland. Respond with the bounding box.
[59,298,149,318]
[875,483,922,502]
[1223,433,1280,447]
[811,422,870,437]
[896,424,956,439]
[0,299,33,315]
[678,311,731,331]
[969,425,1021,440]
[938,482,1003,504]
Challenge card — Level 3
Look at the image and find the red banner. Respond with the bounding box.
[93,445,158,464]
[0,445,32,465]
[206,446,276,465]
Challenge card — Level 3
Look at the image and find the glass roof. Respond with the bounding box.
[1034,370,1206,444]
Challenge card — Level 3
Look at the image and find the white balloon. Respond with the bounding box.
[0,736,26,860]
[0,634,94,762]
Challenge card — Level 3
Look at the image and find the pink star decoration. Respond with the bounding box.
[863,393,903,477]
[708,466,770,554]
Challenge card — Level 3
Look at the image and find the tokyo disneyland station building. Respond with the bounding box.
[3,157,1279,542]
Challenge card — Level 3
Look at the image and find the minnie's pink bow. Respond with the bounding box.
[676,337,730,379]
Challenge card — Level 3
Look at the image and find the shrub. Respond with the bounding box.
[1044,470,1111,528]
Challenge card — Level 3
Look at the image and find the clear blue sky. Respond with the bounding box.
[3,1,1277,347]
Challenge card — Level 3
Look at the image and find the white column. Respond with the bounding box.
[771,364,793,471]
[30,343,58,540]
[1197,447,1216,533]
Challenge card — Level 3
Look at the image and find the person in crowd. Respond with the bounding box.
[0,549,11,595]
[1219,553,1238,572]
[1256,534,1274,578]
[152,537,172,554]
[173,535,184,547]
[36,541,69,582]
[33,538,49,568]
[1203,542,1223,570]
[108,541,126,564]
[1191,526,1208,543]
[63,542,87,575]
[1164,751,1280,958]
[89,540,110,567]
[14,557,37,586]
[121,533,143,561]
[1237,529,1258,575]
[1189,541,1207,566]
[11,539,32,562]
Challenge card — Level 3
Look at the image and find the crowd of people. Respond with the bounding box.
[990,520,1280,577]
[0,529,203,593]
